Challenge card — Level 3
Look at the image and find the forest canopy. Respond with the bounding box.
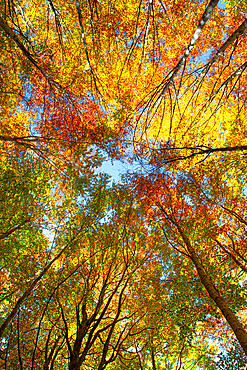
[0,0,247,368]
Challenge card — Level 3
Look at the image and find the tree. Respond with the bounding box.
[132,170,247,356]
[0,179,165,369]
[1,0,247,368]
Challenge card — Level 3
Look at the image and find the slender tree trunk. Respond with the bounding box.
[160,0,219,94]
[176,222,247,355]
[161,209,247,355]
[151,346,157,370]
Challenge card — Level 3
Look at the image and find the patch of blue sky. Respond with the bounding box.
[218,0,226,9]
[95,158,132,184]
[43,228,56,246]
[196,49,214,64]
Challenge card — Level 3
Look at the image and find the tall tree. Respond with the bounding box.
[133,170,247,356]
[1,0,247,368]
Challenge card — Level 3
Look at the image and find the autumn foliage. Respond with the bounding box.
[1,0,247,368]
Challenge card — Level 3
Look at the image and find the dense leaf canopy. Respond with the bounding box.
[0,0,247,368]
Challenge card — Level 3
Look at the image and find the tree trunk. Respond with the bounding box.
[68,357,81,370]
[165,213,247,355]
[151,346,157,370]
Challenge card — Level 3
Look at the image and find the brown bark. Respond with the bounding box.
[178,224,247,355]
[151,346,157,370]
[160,207,247,355]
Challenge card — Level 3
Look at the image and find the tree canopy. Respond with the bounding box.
[1,0,247,368]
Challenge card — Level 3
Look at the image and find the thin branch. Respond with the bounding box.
[0,16,62,89]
